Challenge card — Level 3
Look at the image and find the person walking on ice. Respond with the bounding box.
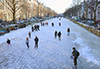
[34,36,39,48]
[54,31,57,38]
[7,38,11,47]
[59,23,61,26]
[67,28,70,36]
[72,47,80,69]
[26,37,29,48]
[32,26,34,32]
[28,31,31,38]
[58,31,62,40]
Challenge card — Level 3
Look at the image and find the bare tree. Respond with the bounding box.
[2,0,23,23]
[85,0,100,24]
[21,2,31,19]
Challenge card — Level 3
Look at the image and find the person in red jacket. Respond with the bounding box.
[26,37,29,48]
[28,31,31,38]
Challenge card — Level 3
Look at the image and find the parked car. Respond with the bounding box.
[86,20,94,26]
[82,20,87,23]
[0,19,3,23]
[16,21,20,24]
[0,25,3,28]
[20,20,24,23]
[30,18,36,22]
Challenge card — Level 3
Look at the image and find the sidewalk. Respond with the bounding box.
[68,19,100,37]
[78,21,100,32]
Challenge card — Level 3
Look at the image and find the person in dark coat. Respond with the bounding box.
[52,23,54,27]
[59,23,61,26]
[54,31,57,38]
[28,31,31,38]
[58,31,61,40]
[67,28,70,36]
[34,25,37,31]
[32,26,34,32]
[72,47,80,69]
[37,25,40,30]
[26,37,29,48]
[7,38,11,46]
[34,36,39,48]
[6,28,10,33]
[43,23,44,26]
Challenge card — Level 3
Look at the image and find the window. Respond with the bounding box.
[98,7,100,10]
[98,12,100,19]
[0,0,3,3]
[0,5,4,10]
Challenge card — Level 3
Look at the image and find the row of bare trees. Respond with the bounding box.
[64,0,100,24]
[85,0,100,24]
[2,0,28,23]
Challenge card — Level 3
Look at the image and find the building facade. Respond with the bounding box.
[0,0,57,21]
[78,0,100,20]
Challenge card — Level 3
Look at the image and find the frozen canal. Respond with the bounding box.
[0,18,100,69]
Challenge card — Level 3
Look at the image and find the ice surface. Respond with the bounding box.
[0,18,100,69]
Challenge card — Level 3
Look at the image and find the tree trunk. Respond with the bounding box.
[94,10,96,25]
[91,12,93,20]
[86,8,88,20]
[13,12,16,24]
[13,1,16,24]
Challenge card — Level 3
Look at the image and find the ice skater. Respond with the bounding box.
[58,31,62,40]
[59,23,61,26]
[32,26,34,32]
[26,37,29,48]
[7,38,11,46]
[34,36,39,48]
[72,47,80,69]
[67,28,70,36]
[54,31,57,38]
[52,23,54,27]
[28,31,31,38]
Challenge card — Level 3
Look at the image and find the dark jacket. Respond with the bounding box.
[32,27,34,30]
[58,32,61,37]
[34,37,39,42]
[72,50,79,58]
[55,31,57,36]
[7,40,10,44]
[67,28,70,32]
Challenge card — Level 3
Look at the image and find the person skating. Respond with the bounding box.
[72,47,80,69]
[59,23,61,26]
[32,26,34,32]
[6,28,10,33]
[67,28,70,36]
[54,31,57,38]
[34,36,39,48]
[7,38,11,46]
[37,25,40,30]
[52,23,54,27]
[28,31,31,38]
[58,31,61,40]
[26,37,29,48]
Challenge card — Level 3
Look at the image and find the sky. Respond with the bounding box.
[38,0,72,13]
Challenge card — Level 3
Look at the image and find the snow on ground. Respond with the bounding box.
[0,18,100,69]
